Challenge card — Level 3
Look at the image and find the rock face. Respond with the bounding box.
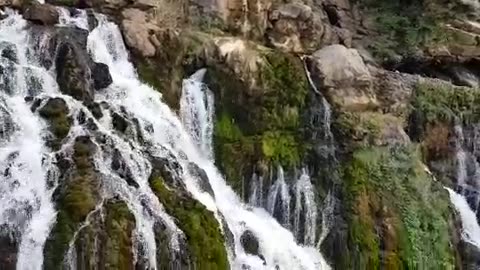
[121,8,160,57]
[267,3,335,53]
[309,44,378,111]
[23,4,59,25]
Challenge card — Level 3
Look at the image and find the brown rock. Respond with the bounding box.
[23,3,59,25]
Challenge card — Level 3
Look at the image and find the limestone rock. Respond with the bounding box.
[267,2,335,53]
[23,4,59,25]
[205,37,263,90]
[309,44,378,111]
[121,8,160,57]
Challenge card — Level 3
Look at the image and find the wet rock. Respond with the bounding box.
[92,62,112,90]
[111,148,139,188]
[149,153,184,189]
[240,230,259,256]
[0,231,18,270]
[86,101,103,119]
[459,240,480,269]
[55,28,93,103]
[23,3,59,25]
[0,59,16,95]
[308,44,378,111]
[187,162,214,197]
[112,111,129,133]
[0,42,17,63]
[38,98,72,150]
[0,104,15,142]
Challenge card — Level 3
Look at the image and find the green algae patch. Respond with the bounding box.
[149,177,229,270]
[342,146,456,269]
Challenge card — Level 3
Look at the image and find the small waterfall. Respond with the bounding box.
[267,167,291,228]
[447,188,480,248]
[180,69,214,160]
[455,122,468,186]
[317,191,334,248]
[249,172,264,207]
[293,169,317,246]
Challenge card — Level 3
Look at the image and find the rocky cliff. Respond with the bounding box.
[2,0,480,269]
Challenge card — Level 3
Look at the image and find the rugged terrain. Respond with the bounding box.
[2,0,480,269]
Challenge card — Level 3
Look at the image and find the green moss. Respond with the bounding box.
[359,0,450,61]
[103,200,135,270]
[261,131,300,167]
[412,81,480,124]
[43,137,99,269]
[149,177,229,270]
[39,98,72,150]
[342,146,456,269]
[210,50,309,192]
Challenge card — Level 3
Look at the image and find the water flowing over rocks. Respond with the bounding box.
[3,0,480,268]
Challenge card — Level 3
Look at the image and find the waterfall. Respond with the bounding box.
[447,188,480,248]
[266,167,291,228]
[455,122,468,186]
[249,172,264,208]
[0,10,58,269]
[317,191,334,248]
[293,169,317,246]
[0,8,330,269]
[180,69,214,160]
[88,12,329,270]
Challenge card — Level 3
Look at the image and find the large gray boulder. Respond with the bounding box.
[309,44,378,111]
[23,4,59,25]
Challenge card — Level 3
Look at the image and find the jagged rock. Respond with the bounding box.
[54,27,93,103]
[205,37,263,91]
[308,44,378,111]
[132,0,156,10]
[121,8,160,57]
[111,111,129,133]
[86,101,103,119]
[0,42,17,63]
[111,148,139,188]
[23,4,59,25]
[267,2,335,53]
[92,62,112,90]
[187,162,214,197]
[240,230,260,256]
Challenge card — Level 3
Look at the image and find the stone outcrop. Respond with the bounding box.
[23,3,59,25]
[308,44,378,111]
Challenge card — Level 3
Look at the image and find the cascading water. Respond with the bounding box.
[88,12,330,270]
[180,69,214,160]
[266,167,291,228]
[0,10,58,269]
[293,169,317,246]
[0,7,330,269]
[447,188,480,248]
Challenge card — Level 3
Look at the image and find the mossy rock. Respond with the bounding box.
[149,176,229,270]
[208,49,309,193]
[43,136,100,269]
[341,145,456,269]
[38,97,72,150]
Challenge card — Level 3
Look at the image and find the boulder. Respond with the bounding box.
[23,4,59,25]
[92,62,112,90]
[308,44,378,111]
[121,8,160,57]
[205,37,263,91]
[267,2,336,53]
[240,230,260,256]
